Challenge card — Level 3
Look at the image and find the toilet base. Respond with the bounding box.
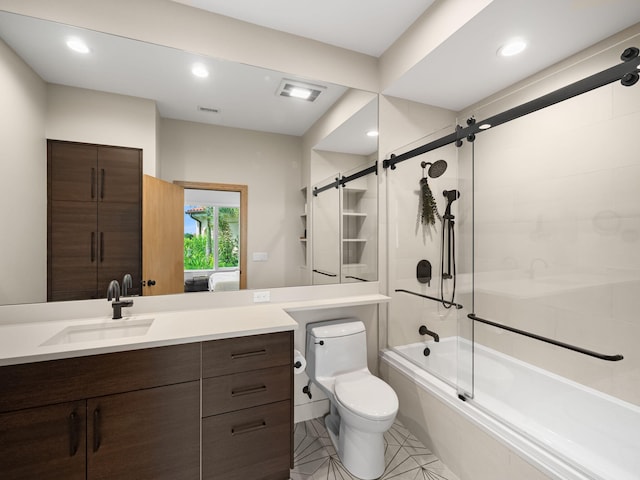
[324,413,386,480]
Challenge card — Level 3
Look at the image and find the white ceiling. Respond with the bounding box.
[2,1,640,156]
[383,0,640,111]
[0,12,347,139]
[172,0,436,57]
[177,0,640,112]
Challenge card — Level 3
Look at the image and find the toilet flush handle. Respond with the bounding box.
[314,340,325,345]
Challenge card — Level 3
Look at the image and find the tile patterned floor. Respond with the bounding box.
[291,417,460,480]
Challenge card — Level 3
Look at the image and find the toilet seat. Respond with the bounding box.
[334,370,398,421]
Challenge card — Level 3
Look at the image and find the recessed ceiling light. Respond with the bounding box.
[366,130,379,137]
[66,37,90,54]
[277,79,326,102]
[191,63,209,78]
[498,39,527,57]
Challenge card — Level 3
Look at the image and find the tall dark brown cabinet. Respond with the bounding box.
[47,140,142,302]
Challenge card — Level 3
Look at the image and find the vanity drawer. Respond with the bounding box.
[202,365,290,417]
[202,400,291,480]
[202,331,292,378]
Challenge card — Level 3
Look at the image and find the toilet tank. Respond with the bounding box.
[306,319,368,380]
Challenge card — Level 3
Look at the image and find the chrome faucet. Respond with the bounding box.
[107,279,133,320]
[419,325,440,342]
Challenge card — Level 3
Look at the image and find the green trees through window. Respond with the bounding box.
[184,205,239,270]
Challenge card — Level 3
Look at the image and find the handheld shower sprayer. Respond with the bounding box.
[440,189,460,308]
[443,189,460,219]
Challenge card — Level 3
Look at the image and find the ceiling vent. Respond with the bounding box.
[276,79,326,102]
[197,106,220,113]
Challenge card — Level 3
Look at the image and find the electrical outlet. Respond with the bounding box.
[253,291,270,303]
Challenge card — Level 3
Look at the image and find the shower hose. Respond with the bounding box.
[439,215,456,309]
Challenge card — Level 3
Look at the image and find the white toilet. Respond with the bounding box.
[306,319,399,480]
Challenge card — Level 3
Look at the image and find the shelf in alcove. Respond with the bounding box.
[300,238,307,242]
[342,212,367,217]
[342,239,367,243]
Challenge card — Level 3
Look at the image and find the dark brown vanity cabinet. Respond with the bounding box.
[202,331,293,480]
[0,331,293,480]
[47,140,142,302]
[0,401,87,480]
[0,343,200,480]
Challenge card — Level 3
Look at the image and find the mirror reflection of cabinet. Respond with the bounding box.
[47,140,142,302]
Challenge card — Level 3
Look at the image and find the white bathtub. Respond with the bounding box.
[382,337,640,480]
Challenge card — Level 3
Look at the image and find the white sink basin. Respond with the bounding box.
[41,318,154,346]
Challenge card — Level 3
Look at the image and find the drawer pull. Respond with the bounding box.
[230,349,267,360]
[231,384,267,397]
[231,420,267,436]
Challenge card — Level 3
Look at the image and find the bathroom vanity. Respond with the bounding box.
[0,308,296,480]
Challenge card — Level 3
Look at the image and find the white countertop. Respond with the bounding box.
[0,294,389,366]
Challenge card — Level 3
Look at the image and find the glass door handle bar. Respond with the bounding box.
[345,275,369,282]
[395,289,463,309]
[467,314,623,362]
[313,269,337,277]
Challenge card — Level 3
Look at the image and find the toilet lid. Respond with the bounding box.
[335,371,398,421]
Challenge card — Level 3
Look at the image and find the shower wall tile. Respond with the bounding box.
[467,81,639,404]
[613,75,640,117]
[613,164,640,216]
[612,280,640,322]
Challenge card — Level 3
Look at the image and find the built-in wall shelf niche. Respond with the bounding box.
[342,187,369,268]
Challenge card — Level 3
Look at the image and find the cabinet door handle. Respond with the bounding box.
[100,168,105,200]
[91,232,96,262]
[99,232,104,263]
[93,407,101,452]
[231,384,267,397]
[231,420,266,436]
[91,168,96,199]
[230,349,266,360]
[68,410,80,457]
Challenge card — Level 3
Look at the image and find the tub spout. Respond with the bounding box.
[419,325,440,342]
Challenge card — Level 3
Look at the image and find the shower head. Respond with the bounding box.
[421,159,448,178]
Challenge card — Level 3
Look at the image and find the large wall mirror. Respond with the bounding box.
[0,10,378,306]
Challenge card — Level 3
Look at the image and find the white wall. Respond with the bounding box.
[46,84,158,176]
[379,95,460,348]
[0,38,46,304]
[158,118,303,289]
